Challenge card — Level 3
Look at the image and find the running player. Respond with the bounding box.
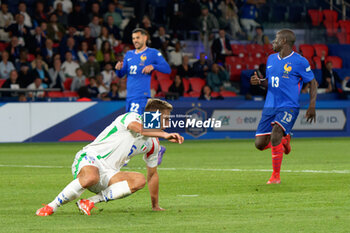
[250,29,318,184]
[115,28,171,165]
[36,99,184,216]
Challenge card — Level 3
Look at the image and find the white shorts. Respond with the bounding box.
[71,150,119,193]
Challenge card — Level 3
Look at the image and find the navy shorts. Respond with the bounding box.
[126,97,149,115]
[256,108,299,136]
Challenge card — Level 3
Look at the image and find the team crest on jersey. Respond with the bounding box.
[283,63,292,78]
[140,54,147,66]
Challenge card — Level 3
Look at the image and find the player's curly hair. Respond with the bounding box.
[145,98,173,112]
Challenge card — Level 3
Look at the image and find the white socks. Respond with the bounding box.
[48,179,85,211]
[88,181,131,204]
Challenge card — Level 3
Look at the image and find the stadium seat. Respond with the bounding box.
[182,78,190,93]
[211,91,220,98]
[63,91,79,97]
[324,20,339,37]
[313,44,328,57]
[188,91,200,97]
[85,78,90,86]
[322,9,338,23]
[158,79,173,92]
[312,56,321,69]
[308,9,323,26]
[0,42,8,52]
[0,79,5,88]
[154,71,171,80]
[226,57,245,81]
[231,44,248,58]
[63,78,73,90]
[220,90,237,97]
[338,20,350,33]
[188,77,206,93]
[150,79,159,92]
[336,32,347,44]
[27,54,35,62]
[263,44,274,55]
[47,91,64,98]
[325,56,342,68]
[299,44,315,59]
[170,68,177,79]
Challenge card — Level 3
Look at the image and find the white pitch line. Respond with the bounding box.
[0,164,350,174]
[177,195,199,197]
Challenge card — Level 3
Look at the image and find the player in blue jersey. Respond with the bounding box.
[251,29,318,184]
[115,28,171,165]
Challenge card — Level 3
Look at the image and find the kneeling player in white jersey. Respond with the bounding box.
[36,99,184,216]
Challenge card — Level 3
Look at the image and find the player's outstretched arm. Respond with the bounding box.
[250,71,267,88]
[127,121,184,144]
[305,78,318,123]
[147,166,164,211]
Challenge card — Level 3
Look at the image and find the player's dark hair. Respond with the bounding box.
[278,29,296,47]
[132,28,148,35]
[145,98,173,112]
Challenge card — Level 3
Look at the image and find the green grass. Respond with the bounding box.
[1,138,350,233]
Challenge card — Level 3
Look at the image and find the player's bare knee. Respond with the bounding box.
[131,174,146,191]
[255,141,266,151]
[79,173,100,188]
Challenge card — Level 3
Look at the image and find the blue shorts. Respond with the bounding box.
[126,97,149,115]
[256,108,299,136]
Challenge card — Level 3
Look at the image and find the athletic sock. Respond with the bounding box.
[263,142,271,150]
[271,143,284,174]
[100,181,131,202]
[48,179,85,211]
[87,192,105,204]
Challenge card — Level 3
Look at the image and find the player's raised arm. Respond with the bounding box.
[143,50,171,74]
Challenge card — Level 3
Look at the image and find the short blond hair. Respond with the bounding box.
[145,98,173,112]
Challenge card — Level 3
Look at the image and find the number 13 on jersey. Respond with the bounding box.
[271,76,279,88]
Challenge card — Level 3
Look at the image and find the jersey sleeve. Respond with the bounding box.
[121,112,142,129]
[152,50,171,74]
[143,137,160,168]
[298,57,315,83]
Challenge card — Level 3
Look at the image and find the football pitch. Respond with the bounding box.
[1,138,350,233]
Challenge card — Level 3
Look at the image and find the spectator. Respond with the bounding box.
[68,3,88,30]
[193,52,210,79]
[6,36,22,63]
[88,2,102,21]
[86,77,99,98]
[252,26,269,45]
[0,51,15,79]
[196,5,219,54]
[54,2,69,27]
[240,0,265,40]
[27,77,45,98]
[342,77,350,93]
[96,73,109,98]
[152,26,172,50]
[89,15,101,38]
[77,86,92,101]
[61,51,80,77]
[42,38,57,66]
[168,41,183,67]
[30,54,49,71]
[177,55,193,78]
[117,77,127,99]
[2,70,22,97]
[71,67,86,91]
[101,63,116,87]
[96,26,118,50]
[16,49,32,87]
[81,53,100,78]
[18,93,27,102]
[103,2,123,28]
[218,0,243,39]
[31,57,51,88]
[79,27,96,51]
[33,1,48,25]
[49,59,66,90]
[104,15,121,40]
[107,82,119,100]
[99,53,115,70]
[168,74,184,97]
[199,85,223,100]
[28,26,46,54]
[207,63,230,92]
[15,48,30,72]
[141,15,156,37]
[54,0,73,14]
[211,29,233,63]
[96,41,116,63]
[61,37,78,61]
[320,52,342,93]
[201,0,221,18]
[77,41,90,64]
[0,3,13,42]
[5,14,30,42]
[18,2,32,28]
[47,13,65,42]
[167,0,186,35]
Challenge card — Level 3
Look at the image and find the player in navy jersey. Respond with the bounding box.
[115,28,171,165]
[251,29,318,184]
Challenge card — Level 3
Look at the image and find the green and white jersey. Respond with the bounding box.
[82,112,160,170]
